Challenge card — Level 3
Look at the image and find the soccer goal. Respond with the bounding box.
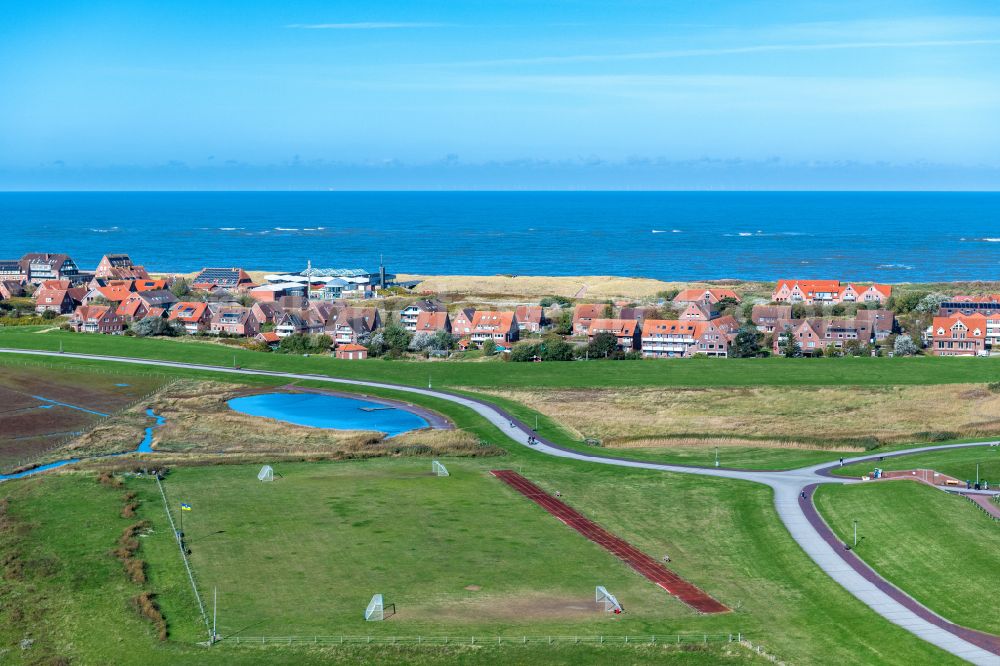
[365,594,385,621]
[596,585,622,613]
[432,460,449,477]
[257,465,274,482]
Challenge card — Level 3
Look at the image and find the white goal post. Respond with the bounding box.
[257,465,274,482]
[596,585,622,613]
[365,594,385,621]
[432,460,449,477]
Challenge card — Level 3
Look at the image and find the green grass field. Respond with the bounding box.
[129,458,960,665]
[837,445,1000,482]
[3,327,1000,388]
[814,481,1000,635]
[0,473,756,666]
[0,352,989,664]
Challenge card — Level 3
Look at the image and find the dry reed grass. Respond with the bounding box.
[477,384,1000,450]
[400,274,694,300]
[57,380,497,464]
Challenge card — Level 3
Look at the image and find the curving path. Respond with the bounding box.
[1,348,998,665]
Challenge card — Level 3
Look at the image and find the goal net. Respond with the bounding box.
[596,585,622,613]
[257,465,274,482]
[365,594,384,621]
[432,460,449,477]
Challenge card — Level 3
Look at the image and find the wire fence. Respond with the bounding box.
[222,633,743,646]
[959,493,1000,522]
[155,475,213,641]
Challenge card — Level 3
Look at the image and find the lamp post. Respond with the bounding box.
[977,463,980,486]
[715,447,720,468]
[853,520,858,547]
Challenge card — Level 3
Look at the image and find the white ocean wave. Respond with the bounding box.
[89,226,119,233]
[651,229,667,234]
[275,227,299,231]
[218,227,244,231]
[877,263,914,270]
[980,238,1000,242]
[738,232,753,237]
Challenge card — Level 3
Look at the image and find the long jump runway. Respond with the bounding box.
[490,469,729,614]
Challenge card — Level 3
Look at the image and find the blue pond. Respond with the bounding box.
[227,393,429,437]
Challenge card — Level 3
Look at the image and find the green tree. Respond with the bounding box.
[380,318,412,354]
[481,339,497,355]
[890,291,927,314]
[131,316,182,337]
[730,325,762,358]
[510,342,542,362]
[430,329,457,351]
[278,333,332,354]
[170,278,191,298]
[554,310,573,335]
[540,337,575,361]
[587,332,618,358]
[779,327,802,358]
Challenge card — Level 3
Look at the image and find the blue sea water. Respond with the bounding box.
[227,393,429,436]
[2,191,999,282]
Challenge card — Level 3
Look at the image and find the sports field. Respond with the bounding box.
[129,458,958,664]
[814,481,1000,635]
[0,472,756,665]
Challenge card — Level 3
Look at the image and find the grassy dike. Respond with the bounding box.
[2,327,1000,388]
[814,482,1000,636]
[0,354,964,664]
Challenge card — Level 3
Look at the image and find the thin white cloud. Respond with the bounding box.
[286,22,448,30]
[452,39,1000,67]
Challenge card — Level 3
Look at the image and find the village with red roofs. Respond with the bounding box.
[1,251,997,359]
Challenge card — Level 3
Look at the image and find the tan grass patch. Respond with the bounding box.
[399,274,740,301]
[48,380,496,463]
[609,437,863,452]
[474,384,1000,449]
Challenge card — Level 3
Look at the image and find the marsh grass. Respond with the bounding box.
[477,384,1000,450]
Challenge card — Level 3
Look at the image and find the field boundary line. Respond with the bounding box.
[154,475,212,641]
[222,633,744,647]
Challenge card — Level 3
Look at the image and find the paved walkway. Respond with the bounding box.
[957,493,1000,520]
[1,348,997,665]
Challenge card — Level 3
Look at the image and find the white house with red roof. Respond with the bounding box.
[470,311,519,345]
[930,313,988,356]
[586,318,641,352]
[772,279,892,305]
[640,319,729,358]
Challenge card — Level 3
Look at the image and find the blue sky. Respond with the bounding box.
[1,1,999,189]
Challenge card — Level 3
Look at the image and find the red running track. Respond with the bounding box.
[491,470,729,614]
